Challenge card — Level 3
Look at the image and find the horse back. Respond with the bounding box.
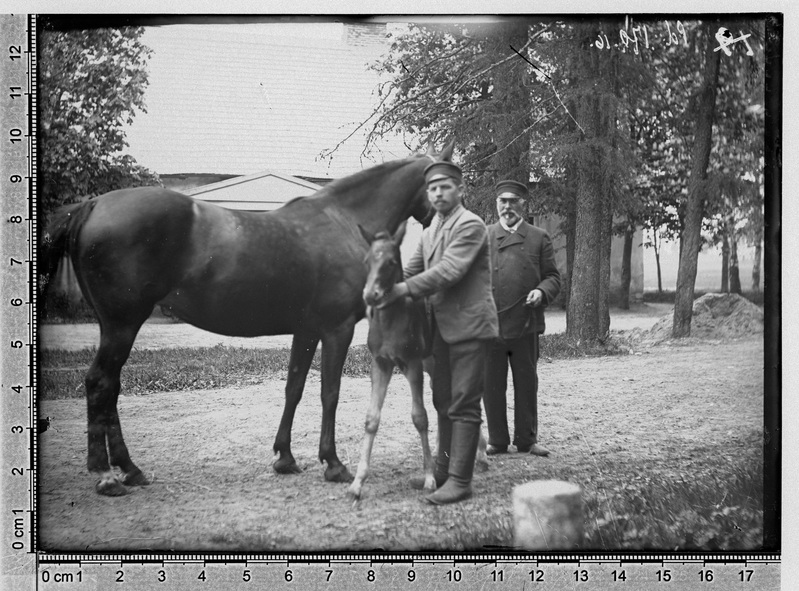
[75,188,198,274]
[59,186,368,336]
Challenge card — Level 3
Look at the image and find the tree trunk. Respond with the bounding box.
[566,25,623,341]
[598,196,613,337]
[729,233,742,294]
[567,150,602,341]
[653,229,663,294]
[673,25,720,338]
[752,238,762,292]
[562,200,576,312]
[620,224,634,310]
[721,229,730,292]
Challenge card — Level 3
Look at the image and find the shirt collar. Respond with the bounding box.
[500,218,523,234]
[435,204,463,226]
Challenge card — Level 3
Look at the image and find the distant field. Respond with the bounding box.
[643,242,764,292]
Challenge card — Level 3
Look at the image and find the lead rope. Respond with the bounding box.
[496,294,536,337]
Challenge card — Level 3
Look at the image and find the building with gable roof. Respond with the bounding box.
[184,171,323,212]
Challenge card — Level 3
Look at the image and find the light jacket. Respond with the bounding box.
[405,205,499,344]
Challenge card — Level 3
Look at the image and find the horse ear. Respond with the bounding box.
[393,220,408,244]
[439,139,455,162]
[425,142,436,157]
[358,224,375,245]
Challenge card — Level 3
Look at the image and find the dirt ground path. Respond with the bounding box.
[38,335,764,552]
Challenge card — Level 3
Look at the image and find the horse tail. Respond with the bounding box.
[40,200,97,279]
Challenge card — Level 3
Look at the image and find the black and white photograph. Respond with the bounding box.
[0,4,785,587]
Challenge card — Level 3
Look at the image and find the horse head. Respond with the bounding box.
[359,221,407,307]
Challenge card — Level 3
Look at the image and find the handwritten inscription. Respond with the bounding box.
[714,27,754,56]
[596,22,753,57]
[595,21,688,54]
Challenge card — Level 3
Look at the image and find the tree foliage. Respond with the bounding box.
[358,17,766,338]
[364,21,564,221]
[39,26,160,225]
[366,20,645,340]
[630,19,765,310]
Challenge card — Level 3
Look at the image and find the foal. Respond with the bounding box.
[348,223,436,500]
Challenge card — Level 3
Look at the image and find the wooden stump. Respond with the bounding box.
[513,480,583,550]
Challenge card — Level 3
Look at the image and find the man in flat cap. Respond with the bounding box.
[484,180,561,457]
[378,160,498,504]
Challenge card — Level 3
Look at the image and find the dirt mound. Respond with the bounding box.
[634,293,763,344]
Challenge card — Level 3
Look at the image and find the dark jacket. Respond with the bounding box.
[487,220,561,339]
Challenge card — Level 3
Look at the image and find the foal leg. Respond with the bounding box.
[348,357,393,500]
[475,427,489,473]
[86,323,146,496]
[404,359,436,492]
[319,321,356,483]
[273,332,320,475]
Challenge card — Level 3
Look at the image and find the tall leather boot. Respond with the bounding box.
[424,421,480,505]
[410,414,452,490]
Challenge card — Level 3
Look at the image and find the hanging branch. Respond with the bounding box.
[319,23,554,162]
[469,103,563,168]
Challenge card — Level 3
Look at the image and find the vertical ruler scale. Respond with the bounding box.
[27,13,38,559]
[0,13,35,591]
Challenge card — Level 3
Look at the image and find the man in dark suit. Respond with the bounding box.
[484,180,561,457]
[379,161,499,504]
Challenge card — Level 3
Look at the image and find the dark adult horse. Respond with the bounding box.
[42,144,452,496]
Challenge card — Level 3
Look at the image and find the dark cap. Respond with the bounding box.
[424,161,463,185]
[495,180,528,199]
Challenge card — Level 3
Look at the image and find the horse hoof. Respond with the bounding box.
[122,468,150,486]
[325,464,353,483]
[273,458,303,475]
[95,479,128,496]
[346,485,362,501]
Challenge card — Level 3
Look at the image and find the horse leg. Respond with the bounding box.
[86,323,146,496]
[348,357,393,500]
[273,332,320,475]
[319,322,356,483]
[404,358,436,492]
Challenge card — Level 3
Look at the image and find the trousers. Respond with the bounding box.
[483,333,540,449]
[430,319,487,424]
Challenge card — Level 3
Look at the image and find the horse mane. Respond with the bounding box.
[283,195,307,207]
[318,158,413,196]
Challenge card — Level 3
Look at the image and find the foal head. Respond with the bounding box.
[360,221,407,307]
